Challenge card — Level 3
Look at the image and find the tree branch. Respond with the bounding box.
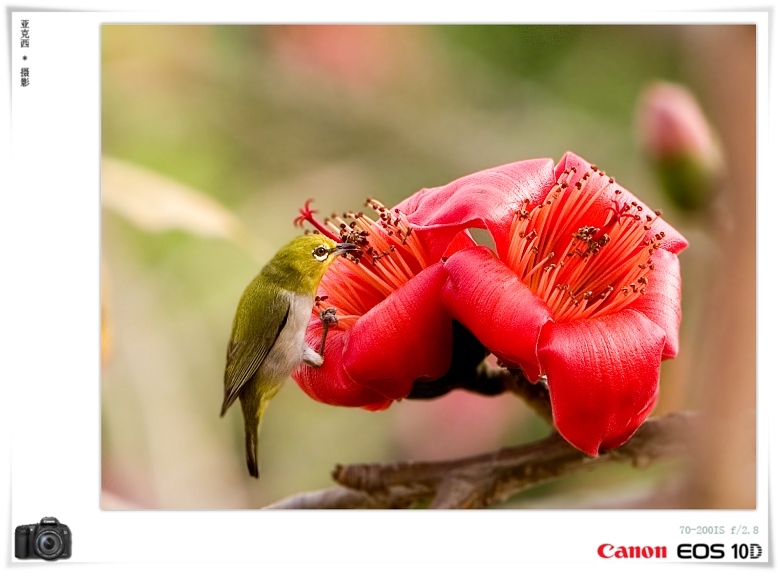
[265,367,691,509]
[264,486,387,509]
[263,411,694,509]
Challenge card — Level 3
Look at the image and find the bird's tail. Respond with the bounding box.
[239,396,270,479]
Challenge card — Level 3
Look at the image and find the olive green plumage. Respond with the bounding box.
[221,234,357,477]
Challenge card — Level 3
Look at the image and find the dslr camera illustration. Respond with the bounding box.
[15,517,71,560]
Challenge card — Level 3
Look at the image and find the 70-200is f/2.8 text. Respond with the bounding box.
[679,526,759,535]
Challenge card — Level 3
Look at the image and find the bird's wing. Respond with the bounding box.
[220,287,290,416]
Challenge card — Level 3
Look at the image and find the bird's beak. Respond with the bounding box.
[329,242,361,257]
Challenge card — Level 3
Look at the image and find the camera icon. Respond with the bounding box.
[14,517,71,561]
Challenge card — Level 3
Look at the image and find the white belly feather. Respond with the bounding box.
[261,291,316,383]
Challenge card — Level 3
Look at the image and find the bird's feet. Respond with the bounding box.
[320,307,338,327]
[302,345,324,368]
[318,307,338,357]
[301,308,340,368]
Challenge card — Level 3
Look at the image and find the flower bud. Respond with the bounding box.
[637,82,724,212]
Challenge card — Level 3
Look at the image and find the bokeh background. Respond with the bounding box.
[101,24,756,509]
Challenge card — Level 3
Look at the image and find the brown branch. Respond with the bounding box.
[263,411,695,509]
[265,365,689,509]
[264,486,385,509]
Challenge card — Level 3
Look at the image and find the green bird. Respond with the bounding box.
[221,234,359,478]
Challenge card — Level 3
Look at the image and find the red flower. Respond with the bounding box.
[292,199,475,410]
[400,152,687,455]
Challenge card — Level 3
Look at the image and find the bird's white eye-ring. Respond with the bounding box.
[312,245,329,261]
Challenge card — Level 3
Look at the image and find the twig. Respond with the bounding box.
[262,412,694,509]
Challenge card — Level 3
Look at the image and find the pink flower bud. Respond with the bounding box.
[639,82,715,160]
[637,82,724,212]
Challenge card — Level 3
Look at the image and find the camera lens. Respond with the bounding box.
[35,531,63,559]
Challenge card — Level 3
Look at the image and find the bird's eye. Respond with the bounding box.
[312,246,329,261]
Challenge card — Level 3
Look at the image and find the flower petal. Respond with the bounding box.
[538,309,666,456]
[293,328,392,408]
[555,151,689,254]
[398,159,556,261]
[343,261,453,399]
[627,248,682,359]
[441,246,552,381]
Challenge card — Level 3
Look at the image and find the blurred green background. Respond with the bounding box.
[101,24,755,509]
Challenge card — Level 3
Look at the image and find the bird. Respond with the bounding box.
[221,234,359,477]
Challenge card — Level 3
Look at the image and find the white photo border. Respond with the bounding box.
[4,3,773,568]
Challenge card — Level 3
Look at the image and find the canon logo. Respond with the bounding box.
[598,544,668,559]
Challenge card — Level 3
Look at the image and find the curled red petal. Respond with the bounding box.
[555,151,689,254]
[627,248,682,359]
[538,309,666,456]
[397,159,556,261]
[343,261,453,399]
[292,328,391,408]
[441,246,552,381]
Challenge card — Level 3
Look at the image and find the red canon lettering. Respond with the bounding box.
[598,544,667,559]
[598,544,614,558]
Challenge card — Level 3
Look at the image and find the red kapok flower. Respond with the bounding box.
[292,199,475,410]
[401,152,687,455]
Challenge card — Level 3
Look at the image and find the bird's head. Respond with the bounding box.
[269,234,360,294]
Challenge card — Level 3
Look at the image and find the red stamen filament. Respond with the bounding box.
[506,166,658,322]
[297,199,429,320]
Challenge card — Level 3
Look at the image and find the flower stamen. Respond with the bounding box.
[506,168,659,322]
[296,199,430,319]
